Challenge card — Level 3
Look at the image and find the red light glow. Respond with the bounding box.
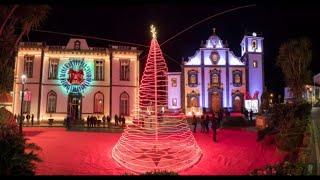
[112,25,202,173]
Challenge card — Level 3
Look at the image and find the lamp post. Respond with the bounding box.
[19,74,27,134]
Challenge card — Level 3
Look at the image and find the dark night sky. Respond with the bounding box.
[26,0,320,96]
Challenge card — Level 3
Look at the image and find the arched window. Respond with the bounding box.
[212,74,219,84]
[190,97,199,107]
[253,60,258,68]
[46,90,57,113]
[74,40,81,50]
[187,90,200,107]
[210,69,220,87]
[94,92,104,114]
[120,92,129,116]
[232,70,243,87]
[251,39,258,51]
[23,89,32,114]
[190,75,197,83]
[235,74,241,83]
[188,70,198,87]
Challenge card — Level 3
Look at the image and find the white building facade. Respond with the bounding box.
[12,39,141,123]
[167,29,264,115]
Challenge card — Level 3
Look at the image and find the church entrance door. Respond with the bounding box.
[233,96,242,112]
[68,93,82,122]
[211,92,221,112]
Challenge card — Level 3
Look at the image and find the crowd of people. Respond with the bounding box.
[191,108,255,142]
[191,109,224,142]
[244,109,254,121]
[85,114,126,128]
[13,113,35,126]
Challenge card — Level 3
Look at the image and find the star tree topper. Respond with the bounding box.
[150,24,157,39]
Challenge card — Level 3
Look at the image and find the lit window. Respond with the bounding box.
[187,91,200,107]
[190,97,198,107]
[212,74,219,84]
[210,69,220,87]
[253,60,258,68]
[251,39,258,51]
[94,92,104,113]
[120,59,130,81]
[95,60,104,81]
[188,70,198,87]
[24,55,34,78]
[172,98,177,106]
[120,92,129,116]
[48,58,59,79]
[235,74,241,83]
[23,90,31,114]
[171,78,177,87]
[233,70,242,87]
[74,40,81,50]
[47,90,57,113]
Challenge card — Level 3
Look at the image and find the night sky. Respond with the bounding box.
[26,0,320,96]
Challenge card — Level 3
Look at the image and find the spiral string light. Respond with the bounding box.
[112,25,202,174]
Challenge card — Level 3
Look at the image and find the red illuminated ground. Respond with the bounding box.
[24,127,285,175]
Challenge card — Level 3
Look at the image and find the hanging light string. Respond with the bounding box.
[159,4,256,46]
[28,28,149,48]
[27,4,255,65]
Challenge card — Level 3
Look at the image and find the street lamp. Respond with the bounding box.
[19,74,27,134]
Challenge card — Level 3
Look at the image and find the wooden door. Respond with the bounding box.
[211,92,221,112]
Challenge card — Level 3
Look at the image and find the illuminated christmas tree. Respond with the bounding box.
[112,25,202,174]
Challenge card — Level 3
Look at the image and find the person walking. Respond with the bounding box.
[122,116,126,126]
[192,113,197,133]
[31,114,34,126]
[211,117,217,142]
[90,115,94,127]
[244,109,249,121]
[107,115,111,128]
[115,114,119,126]
[93,116,97,127]
[66,115,71,129]
[18,114,23,134]
[22,114,25,125]
[102,115,106,127]
[119,115,123,126]
[218,109,223,128]
[249,109,253,122]
[26,114,30,126]
[97,116,101,127]
[87,116,90,128]
[200,115,205,133]
[205,114,210,133]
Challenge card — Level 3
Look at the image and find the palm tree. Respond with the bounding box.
[276,37,312,103]
[14,5,50,46]
[0,5,19,37]
[0,5,50,93]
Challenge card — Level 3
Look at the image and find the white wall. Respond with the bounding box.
[168,73,181,109]
[13,42,140,123]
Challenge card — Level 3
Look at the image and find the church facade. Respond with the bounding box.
[12,39,141,123]
[168,29,264,115]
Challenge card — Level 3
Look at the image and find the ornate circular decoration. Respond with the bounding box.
[210,51,220,65]
[59,59,93,94]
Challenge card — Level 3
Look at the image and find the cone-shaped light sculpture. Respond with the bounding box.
[112,25,202,173]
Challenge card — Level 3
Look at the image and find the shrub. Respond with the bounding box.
[141,170,179,176]
[0,107,42,176]
[250,161,312,176]
[269,102,311,152]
